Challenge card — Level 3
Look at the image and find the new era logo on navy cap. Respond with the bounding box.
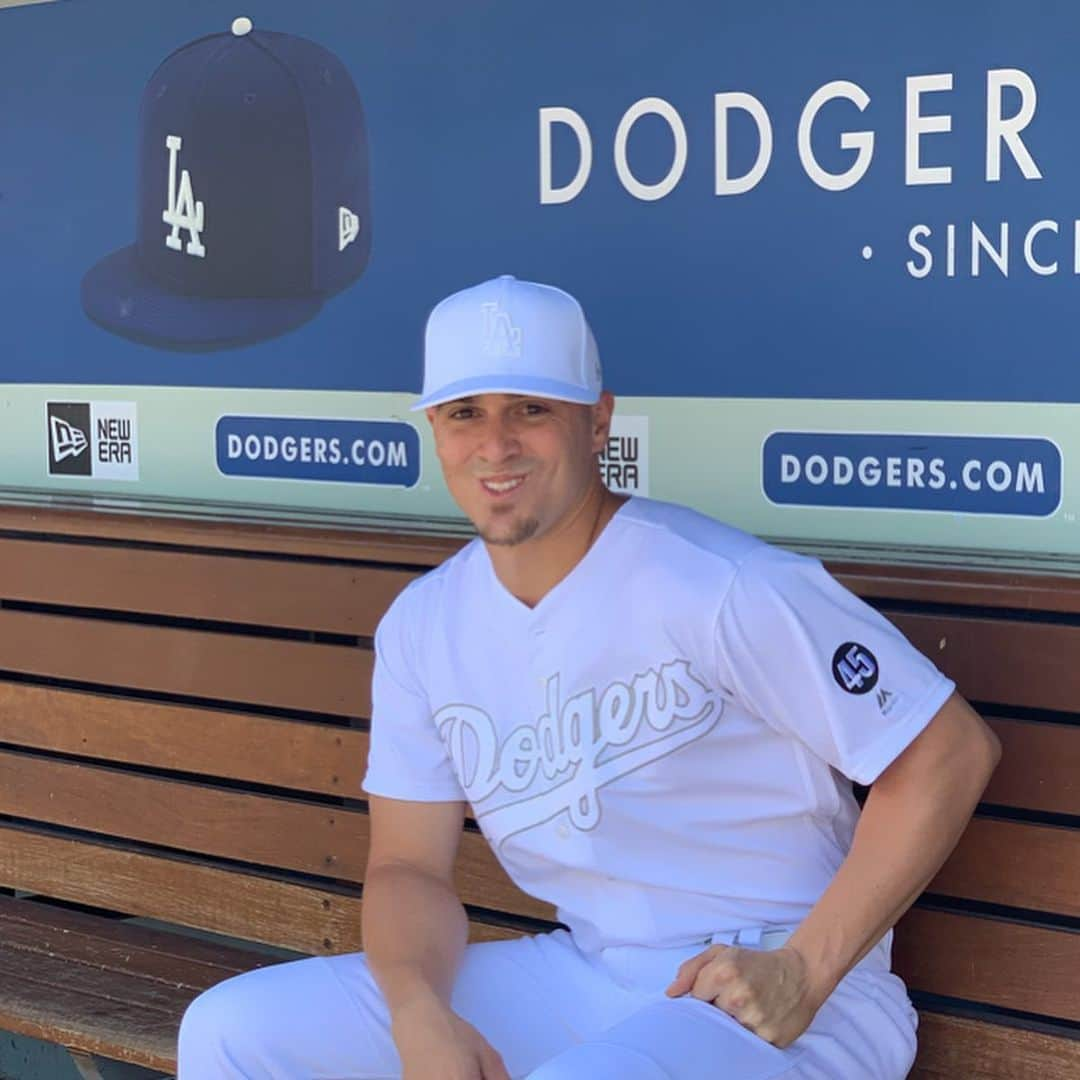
[81,16,372,349]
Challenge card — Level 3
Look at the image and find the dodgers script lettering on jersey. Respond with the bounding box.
[434,660,720,842]
[363,498,955,950]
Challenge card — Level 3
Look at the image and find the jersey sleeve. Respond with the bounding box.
[715,546,955,785]
[361,588,466,802]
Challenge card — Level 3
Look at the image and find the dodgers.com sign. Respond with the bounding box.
[763,433,1062,517]
[216,417,420,487]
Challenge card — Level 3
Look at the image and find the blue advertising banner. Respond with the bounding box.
[2,0,1077,400]
[4,0,1080,558]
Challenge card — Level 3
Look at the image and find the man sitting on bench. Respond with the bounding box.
[178,274,1001,1079]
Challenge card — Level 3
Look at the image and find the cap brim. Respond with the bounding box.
[411,374,600,411]
[81,245,323,351]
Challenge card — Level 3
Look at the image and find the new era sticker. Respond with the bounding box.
[46,401,139,481]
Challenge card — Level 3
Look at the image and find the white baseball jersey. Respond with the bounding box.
[362,497,955,954]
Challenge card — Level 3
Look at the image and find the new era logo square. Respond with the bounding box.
[47,403,92,476]
[46,401,139,481]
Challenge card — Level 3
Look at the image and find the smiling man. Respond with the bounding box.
[178,275,1000,1080]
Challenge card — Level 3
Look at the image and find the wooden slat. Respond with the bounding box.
[0,919,254,996]
[8,502,1080,601]
[0,895,518,988]
[0,750,368,880]
[0,538,416,635]
[8,810,1072,977]
[929,817,1080,916]
[8,503,1080,608]
[891,612,1080,713]
[0,825,362,954]
[0,682,369,796]
[984,717,1080,815]
[0,896,276,1072]
[0,670,1072,815]
[467,923,522,943]
[0,609,372,716]
[911,1011,1080,1080]
[0,503,465,567]
[894,909,1080,1021]
[1,938,205,1014]
[0,822,544,954]
[834,561,1080,615]
[7,500,1080,581]
[0,749,549,917]
[0,955,189,1074]
[0,896,272,978]
[461,815,1080,932]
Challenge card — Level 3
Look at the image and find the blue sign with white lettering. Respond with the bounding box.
[216,417,420,486]
[3,0,1080,402]
[763,433,1062,516]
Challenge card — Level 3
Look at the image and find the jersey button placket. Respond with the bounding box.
[529,619,547,687]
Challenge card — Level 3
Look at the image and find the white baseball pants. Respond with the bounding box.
[177,927,917,1079]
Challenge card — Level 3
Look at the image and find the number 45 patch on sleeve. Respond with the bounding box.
[831,642,879,695]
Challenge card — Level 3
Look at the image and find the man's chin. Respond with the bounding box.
[478,515,541,547]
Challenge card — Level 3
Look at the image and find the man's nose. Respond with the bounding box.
[477,415,521,463]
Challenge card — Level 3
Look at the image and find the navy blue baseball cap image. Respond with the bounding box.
[81,16,372,350]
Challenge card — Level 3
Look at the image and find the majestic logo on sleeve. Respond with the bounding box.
[434,659,720,846]
[163,135,206,257]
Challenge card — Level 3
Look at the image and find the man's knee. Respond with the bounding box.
[177,956,396,1080]
[177,973,272,1076]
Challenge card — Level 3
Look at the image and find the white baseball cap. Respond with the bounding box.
[412,275,602,410]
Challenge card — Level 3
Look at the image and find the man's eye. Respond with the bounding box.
[448,408,476,420]
[522,402,549,415]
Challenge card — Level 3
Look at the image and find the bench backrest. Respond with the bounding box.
[0,506,1075,1076]
[0,508,425,954]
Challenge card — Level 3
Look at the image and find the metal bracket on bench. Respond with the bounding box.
[68,1049,176,1080]
[68,1048,176,1080]
[67,1051,107,1080]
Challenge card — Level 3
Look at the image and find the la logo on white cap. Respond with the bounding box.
[480,301,522,359]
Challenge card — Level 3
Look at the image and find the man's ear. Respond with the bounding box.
[591,391,616,453]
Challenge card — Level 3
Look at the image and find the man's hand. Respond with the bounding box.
[392,995,510,1080]
[664,944,819,1049]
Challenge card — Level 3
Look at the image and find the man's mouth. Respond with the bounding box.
[480,475,526,496]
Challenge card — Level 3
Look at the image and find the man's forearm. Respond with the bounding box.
[362,861,470,1015]
[786,694,1001,1007]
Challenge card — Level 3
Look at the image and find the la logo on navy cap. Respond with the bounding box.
[81,17,372,350]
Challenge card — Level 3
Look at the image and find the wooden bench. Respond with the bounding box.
[0,503,1075,1078]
